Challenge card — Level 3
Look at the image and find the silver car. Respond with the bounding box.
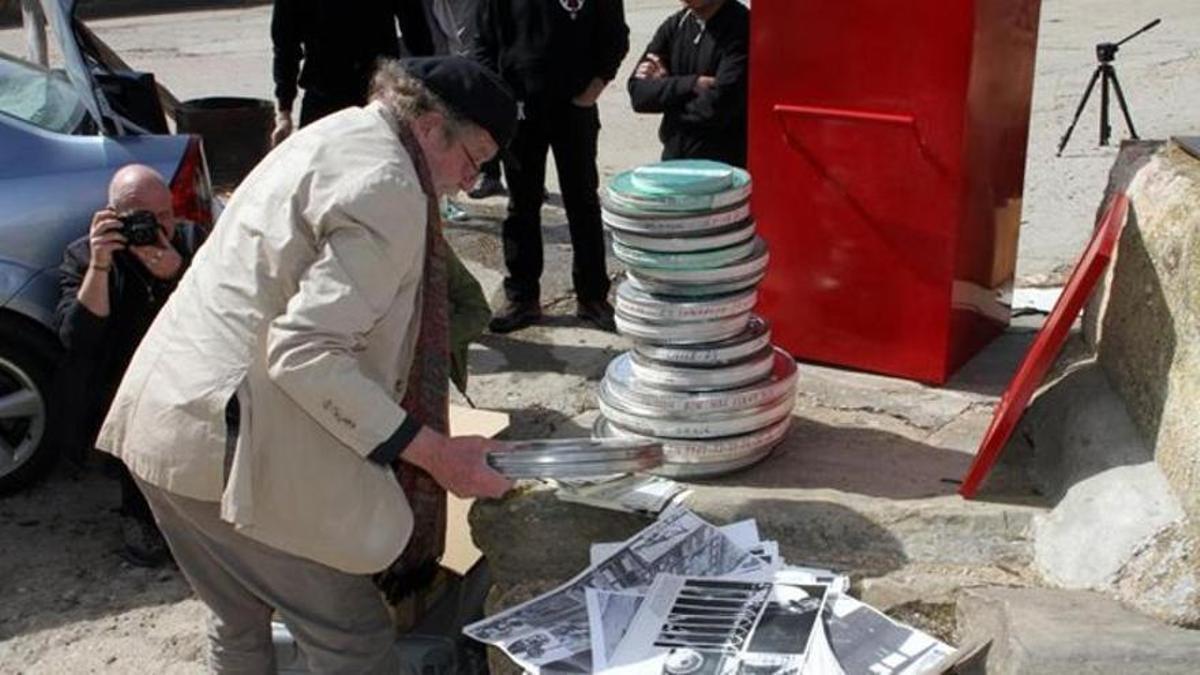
[0,0,214,493]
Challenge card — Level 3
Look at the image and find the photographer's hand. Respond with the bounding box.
[88,208,125,270]
[77,209,127,317]
[130,228,183,281]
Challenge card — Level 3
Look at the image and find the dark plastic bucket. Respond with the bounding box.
[176,97,273,189]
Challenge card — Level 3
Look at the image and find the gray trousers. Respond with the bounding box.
[137,479,399,674]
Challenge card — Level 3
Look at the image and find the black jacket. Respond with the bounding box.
[271,0,433,112]
[53,225,204,456]
[627,1,749,167]
[471,0,629,104]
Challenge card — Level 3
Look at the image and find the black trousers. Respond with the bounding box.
[501,100,609,304]
[299,89,364,127]
[114,459,154,523]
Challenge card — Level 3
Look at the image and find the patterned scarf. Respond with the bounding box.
[377,120,451,602]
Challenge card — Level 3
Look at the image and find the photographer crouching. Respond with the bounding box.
[55,164,205,567]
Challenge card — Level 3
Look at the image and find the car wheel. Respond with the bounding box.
[0,322,57,495]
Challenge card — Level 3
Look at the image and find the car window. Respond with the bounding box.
[0,51,88,134]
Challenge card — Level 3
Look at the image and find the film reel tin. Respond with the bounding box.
[614,310,751,345]
[613,236,758,271]
[628,238,769,286]
[604,165,752,214]
[609,219,755,254]
[625,271,765,298]
[627,160,738,195]
[602,200,751,238]
[594,416,791,479]
[602,349,799,416]
[615,281,757,323]
[634,316,771,366]
[628,347,776,392]
[488,437,664,479]
[598,390,794,440]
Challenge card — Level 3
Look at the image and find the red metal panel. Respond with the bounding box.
[749,0,1042,383]
[960,194,1129,498]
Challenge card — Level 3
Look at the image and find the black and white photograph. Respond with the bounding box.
[588,589,648,670]
[743,584,827,656]
[818,594,954,675]
[464,509,762,672]
[591,520,764,567]
[609,576,830,674]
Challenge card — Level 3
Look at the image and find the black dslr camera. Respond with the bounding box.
[118,210,161,246]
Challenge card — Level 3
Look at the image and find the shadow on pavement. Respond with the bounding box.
[703,415,981,500]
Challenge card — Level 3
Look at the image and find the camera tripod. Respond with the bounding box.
[1056,18,1161,156]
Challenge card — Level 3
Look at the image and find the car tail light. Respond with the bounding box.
[170,136,214,233]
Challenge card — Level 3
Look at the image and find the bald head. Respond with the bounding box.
[108,164,177,237]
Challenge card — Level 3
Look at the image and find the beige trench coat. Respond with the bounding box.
[97,102,431,574]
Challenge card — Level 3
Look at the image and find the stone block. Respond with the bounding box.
[471,481,1041,590]
[957,587,1200,675]
[1018,361,1199,625]
[1087,140,1200,534]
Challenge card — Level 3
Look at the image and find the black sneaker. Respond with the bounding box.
[468,174,506,199]
[489,300,542,333]
[119,515,171,568]
[576,298,616,332]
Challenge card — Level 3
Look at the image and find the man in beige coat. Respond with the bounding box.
[96,57,516,673]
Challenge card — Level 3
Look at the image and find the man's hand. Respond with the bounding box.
[78,208,126,315]
[88,208,125,271]
[633,53,668,80]
[401,427,512,499]
[271,110,293,147]
[129,227,183,281]
[693,75,716,95]
[571,77,609,108]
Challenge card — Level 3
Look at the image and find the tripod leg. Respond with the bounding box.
[1057,66,1102,156]
[1108,68,1140,140]
[1100,65,1112,145]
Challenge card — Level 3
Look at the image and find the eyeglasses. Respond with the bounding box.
[460,142,482,176]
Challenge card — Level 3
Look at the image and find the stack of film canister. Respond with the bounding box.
[593,159,798,478]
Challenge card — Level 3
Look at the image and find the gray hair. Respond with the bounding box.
[369,59,468,140]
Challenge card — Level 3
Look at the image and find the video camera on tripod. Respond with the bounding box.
[1056,18,1161,156]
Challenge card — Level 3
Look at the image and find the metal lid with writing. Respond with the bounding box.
[615,310,751,344]
[602,201,751,237]
[593,416,790,478]
[602,348,798,415]
[629,346,776,391]
[598,390,794,439]
[487,437,664,479]
[625,271,765,298]
[616,281,757,323]
[629,238,769,286]
[614,236,759,271]
[634,316,771,366]
[610,219,755,253]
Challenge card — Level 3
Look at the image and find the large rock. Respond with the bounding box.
[471,480,1041,592]
[1018,362,1199,626]
[1087,140,1200,535]
[957,587,1200,674]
